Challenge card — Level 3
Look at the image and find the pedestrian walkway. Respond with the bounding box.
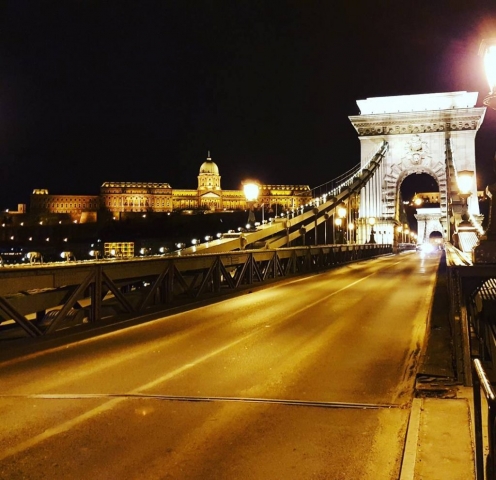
[400,256,478,479]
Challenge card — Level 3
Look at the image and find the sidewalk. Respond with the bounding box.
[400,256,477,479]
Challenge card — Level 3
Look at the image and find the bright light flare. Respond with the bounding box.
[457,170,473,194]
[484,44,496,93]
[420,243,435,254]
[243,182,259,202]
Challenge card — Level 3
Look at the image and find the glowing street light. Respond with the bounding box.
[481,39,496,107]
[60,251,75,262]
[368,217,376,244]
[89,250,101,260]
[457,170,474,195]
[26,251,43,264]
[243,181,259,228]
[348,222,355,244]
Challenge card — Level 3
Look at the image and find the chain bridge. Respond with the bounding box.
[0,90,490,345]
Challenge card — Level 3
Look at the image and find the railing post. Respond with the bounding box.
[89,265,102,323]
[472,360,484,479]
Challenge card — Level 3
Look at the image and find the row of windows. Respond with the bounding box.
[36,202,97,209]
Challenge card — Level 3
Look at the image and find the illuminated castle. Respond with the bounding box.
[30,153,312,220]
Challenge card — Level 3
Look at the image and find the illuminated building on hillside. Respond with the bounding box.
[30,154,312,220]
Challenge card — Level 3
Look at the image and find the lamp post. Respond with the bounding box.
[348,222,355,244]
[457,170,474,225]
[60,251,75,262]
[243,181,259,229]
[474,40,496,262]
[335,218,343,244]
[337,203,347,243]
[396,225,403,245]
[368,217,376,244]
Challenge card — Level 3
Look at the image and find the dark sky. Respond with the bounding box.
[1,1,496,208]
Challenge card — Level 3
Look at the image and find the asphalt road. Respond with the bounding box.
[0,250,441,479]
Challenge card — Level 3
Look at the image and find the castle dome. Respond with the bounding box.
[199,152,219,175]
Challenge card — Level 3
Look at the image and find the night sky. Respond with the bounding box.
[1,1,496,209]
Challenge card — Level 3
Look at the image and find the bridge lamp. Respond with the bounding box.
[89,250,100,260]
[26,251,42,264]
[204,235,213,242]
[243,181,260,228]
[334,218,343,244]
[457,170,474,226]
[348,222,355,244]
[337,203,347,219]
[159,246,169,254]
[457,170,474,195]
[368,217,376,244]
[216,232,222,239]
[473,40,496,262]
[480,39,496,107]
[60,251,75,262]
[191,238,199,245]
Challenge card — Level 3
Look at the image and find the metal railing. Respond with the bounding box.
[446,244,496,477]
[0,243,392,341]
[473,358,496,479]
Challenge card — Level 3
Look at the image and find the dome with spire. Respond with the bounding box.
[199,151,219,175]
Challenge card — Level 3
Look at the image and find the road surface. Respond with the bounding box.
[0,251,440,479]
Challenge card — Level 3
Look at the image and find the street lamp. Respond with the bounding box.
[335,217,343,244]
[348,222,355,244]
[397,225,403,243]
[26,251,43,264]
[243,181,259,229]
[89,250,101,260]
[337,203,347,243]
[456,170,474,227]
[474,40,496,262]
[368,217,376,244]
[60,251,75,262]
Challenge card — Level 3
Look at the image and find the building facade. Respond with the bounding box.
[30,154,312,220]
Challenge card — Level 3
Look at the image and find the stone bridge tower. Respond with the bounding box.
[348,91,486,244]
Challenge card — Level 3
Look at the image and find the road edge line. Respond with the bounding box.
[399,397,422,480]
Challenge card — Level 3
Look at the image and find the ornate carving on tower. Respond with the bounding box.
[402,135,431,167]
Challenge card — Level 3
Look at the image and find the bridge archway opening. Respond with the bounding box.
[399,172,440,237]
[429,231,444,248]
